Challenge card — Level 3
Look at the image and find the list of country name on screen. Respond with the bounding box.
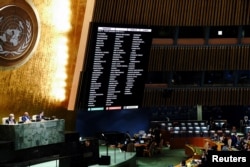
[86,25,152,110]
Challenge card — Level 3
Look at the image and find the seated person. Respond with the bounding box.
[245,132,250,141]
[242,116,249,127]
[231,126,237,133]
[21,112,31,123]
[222,138,232,151]
[235,135,244,150]
[5,113,16,125]
[211,132,219,141]
[230,133,237,147]
[36,111,45,121]
[220,133,228,145]
[209,121,219,131]
[221,120,230,130]
[203,141,210,153]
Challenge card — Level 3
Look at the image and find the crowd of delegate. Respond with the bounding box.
[206,115,250,151]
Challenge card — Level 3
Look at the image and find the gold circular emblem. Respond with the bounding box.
[0,0,40,69]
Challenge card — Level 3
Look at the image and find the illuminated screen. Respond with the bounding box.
[77,23,153,111]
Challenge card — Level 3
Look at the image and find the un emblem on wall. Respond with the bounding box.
[0,0,40,69]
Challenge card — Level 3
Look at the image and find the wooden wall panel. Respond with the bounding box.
[143,88,250,107]
[90,0,250,107]
[148,46,250,71]
[93,0,250,26]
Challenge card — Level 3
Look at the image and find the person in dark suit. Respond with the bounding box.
[36,111,45,121]
[21,112,31,123]
[242,116,249,127]
[209,121,219,131]
[221,120,230,131]
[153,125,161,146]
[5,113,16,125]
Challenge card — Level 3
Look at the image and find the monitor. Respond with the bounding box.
[76,23,153,111]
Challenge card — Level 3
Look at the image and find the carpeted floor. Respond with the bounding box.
[136,147,187,167]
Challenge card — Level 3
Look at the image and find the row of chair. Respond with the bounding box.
[159,120,227,137]
[164,120,227,128]
[169,128,232,137]
[168,126,209,132]
[167,121,207,127]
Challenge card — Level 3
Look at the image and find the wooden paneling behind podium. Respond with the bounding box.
[0,0,87,132]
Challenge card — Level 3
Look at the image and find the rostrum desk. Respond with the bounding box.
[0,119,97,167]
[0,119,65,150]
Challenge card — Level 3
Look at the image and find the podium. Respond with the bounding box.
[0,119,65,150]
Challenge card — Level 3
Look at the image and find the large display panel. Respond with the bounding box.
[77,23,153,111]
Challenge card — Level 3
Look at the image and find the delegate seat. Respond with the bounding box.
[180,122,186,127]
[201,126,209,137]
[167,122,173,127]
[193,126,201,136]
[180,126,187,136]
[187,126,194,136]
[193,122,199,127]
[200,122,206,126]
[209,130,216,138]
[224,129,231,136]
[172,127,181,137]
